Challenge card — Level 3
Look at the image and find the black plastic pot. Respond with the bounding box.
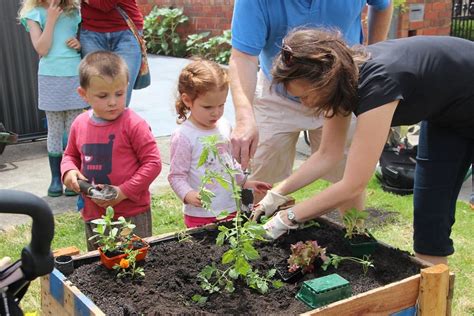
[275,261,303,283]
[54,255,74,276]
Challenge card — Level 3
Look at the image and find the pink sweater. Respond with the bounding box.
[168,119,245,218]
[61,109,161,221]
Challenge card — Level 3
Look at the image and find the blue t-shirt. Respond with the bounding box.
[21,7,82,76]
[231,0,390,79]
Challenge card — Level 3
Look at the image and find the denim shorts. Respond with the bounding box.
[80,28,141,106]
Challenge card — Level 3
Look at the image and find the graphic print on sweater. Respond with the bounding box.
[82,134,115,184]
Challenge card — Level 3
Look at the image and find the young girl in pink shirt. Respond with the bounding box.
[168,59,271,228]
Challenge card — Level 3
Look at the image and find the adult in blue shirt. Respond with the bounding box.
[229,0,393,211]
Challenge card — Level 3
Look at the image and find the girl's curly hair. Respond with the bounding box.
[175,58,229,123]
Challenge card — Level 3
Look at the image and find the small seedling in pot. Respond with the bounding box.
[342,208,369,239]
[89,206,150,271]
[89,206,136,255]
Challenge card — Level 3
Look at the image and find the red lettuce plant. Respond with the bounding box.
[288,240,327,274]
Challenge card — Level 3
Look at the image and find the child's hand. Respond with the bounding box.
[47,0,63,24]
[91,185,127,208]
[184,191,202,207]
[243,180,272,194]
[63,170,88,193]
[66,37,81,51]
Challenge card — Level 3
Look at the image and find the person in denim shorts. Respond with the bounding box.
[79,0,143,106]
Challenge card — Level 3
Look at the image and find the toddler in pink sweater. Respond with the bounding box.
[62,51,161,250]
[168,59,271,228]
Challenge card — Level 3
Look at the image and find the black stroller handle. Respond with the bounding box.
[0,190,54,280]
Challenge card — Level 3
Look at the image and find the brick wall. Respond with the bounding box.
[137,0,234,37]
[395,0,452,37]
[137,0,452,39]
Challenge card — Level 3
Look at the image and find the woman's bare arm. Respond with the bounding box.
[283,101,399,223]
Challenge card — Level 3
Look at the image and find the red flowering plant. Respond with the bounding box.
[287,240,328,274]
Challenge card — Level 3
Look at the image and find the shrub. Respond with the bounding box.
[186,30,232,65]
[143,6,232,64]
[143,6,188,57]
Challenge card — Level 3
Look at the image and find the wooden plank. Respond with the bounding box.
[41,274,72,316]
[417,264,449,316]
[301,274,421,316]
[446,273,455,316]
[53,246,80,257]
[64,280,105,316]
[41,269,105,316]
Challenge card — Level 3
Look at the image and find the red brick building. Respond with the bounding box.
[136,0,454,39]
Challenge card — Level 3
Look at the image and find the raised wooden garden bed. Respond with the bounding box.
[41,217,454,315]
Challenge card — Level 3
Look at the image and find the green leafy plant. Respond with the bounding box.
[88,206,136,253]
[322,254,374,275]
[393,0,407,11]
[288,240,327,274]
[186,30,232,64]
[176,229,193,243]
[186,31,211,56]
[195,135,283,298]
[113,248,145,279]
[342,209,369,239]
[143,6,188,57]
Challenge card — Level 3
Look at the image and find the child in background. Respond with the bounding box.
[168,59,271,228]
[19,0,88,197]
[61,51,161,251]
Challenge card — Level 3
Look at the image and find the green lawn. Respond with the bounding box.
[1,177,472,315]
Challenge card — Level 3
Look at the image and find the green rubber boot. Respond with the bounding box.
[65,188,78,196]
[48,152,63,197]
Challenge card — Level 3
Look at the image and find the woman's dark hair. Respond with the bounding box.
[272,28,368,118]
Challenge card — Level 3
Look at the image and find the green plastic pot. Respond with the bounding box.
[296,273,352,309]
[346,231,378,258]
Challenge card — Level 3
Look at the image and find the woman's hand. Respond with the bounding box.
[251,190,291,221]
[262,211,298,240]
[184,191,202,207]
[66,37,81,51]
[63,170,88,193]
[242,180,272,194]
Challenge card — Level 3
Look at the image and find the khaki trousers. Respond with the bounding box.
[249,71,356,184]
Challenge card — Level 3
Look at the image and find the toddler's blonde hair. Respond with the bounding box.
[79,51,129,89]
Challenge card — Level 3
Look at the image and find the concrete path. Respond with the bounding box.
[0,55,471,231]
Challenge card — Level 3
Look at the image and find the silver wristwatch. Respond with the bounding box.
[287,208,299,225]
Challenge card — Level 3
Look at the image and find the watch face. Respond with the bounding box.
[288,210,295,220]
[287,209,298,225]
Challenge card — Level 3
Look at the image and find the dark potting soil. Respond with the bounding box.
[68,220,423,315]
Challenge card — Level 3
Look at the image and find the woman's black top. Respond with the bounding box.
[356,36,474,138]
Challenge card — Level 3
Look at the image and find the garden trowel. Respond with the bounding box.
[78,180,118,201]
